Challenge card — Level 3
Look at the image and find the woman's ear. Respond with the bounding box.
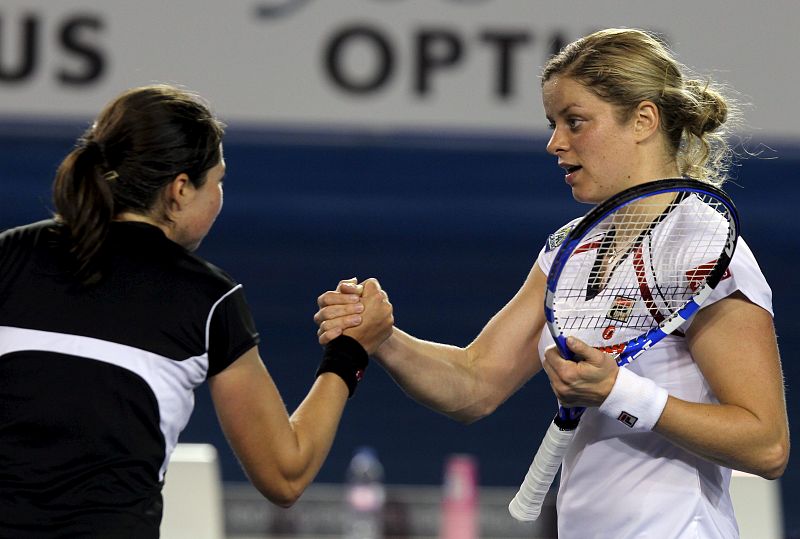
[166,173,194,213]
[633,100,660,142]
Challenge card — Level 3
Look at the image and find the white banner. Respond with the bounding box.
[1,0,798,139]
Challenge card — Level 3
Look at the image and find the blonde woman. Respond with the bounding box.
[316,29,789,538]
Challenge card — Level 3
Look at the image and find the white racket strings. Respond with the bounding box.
[551,193,732,347]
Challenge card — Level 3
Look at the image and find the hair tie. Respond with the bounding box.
[104,170,119,182]
[82,139,104,159]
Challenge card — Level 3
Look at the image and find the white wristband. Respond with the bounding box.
[598,367,668,432]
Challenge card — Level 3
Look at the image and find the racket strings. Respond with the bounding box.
[552,193,733,345]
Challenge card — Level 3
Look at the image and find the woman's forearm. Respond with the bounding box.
[374,328,489,422]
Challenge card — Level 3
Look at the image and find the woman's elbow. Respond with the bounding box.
[272,492,302,509]
[742,433,790,480]
[252,477,305,508]
[757,438,790,480]
[448,398,500,425]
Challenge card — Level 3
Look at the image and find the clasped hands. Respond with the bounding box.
[315,278,393,355]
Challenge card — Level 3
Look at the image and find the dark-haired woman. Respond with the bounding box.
[0,84,393,538]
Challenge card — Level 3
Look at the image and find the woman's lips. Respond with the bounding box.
[564,166,581,185]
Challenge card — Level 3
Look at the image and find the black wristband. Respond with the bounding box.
[316,335,369,398]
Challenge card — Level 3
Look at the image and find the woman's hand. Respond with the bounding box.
[342,278,394,354]
[541,337,618,407]
[315,278,365,344]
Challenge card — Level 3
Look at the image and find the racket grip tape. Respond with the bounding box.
[508,421,575,522]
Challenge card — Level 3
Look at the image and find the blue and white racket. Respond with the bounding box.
[509,178,739,521]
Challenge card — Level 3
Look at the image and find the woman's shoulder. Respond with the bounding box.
[0,219,60,249]
[187,254,240,290]
[544,215,584,253]
[1,218,57,236]
[108,221,242,295]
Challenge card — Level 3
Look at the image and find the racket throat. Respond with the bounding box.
[554,407,585,430]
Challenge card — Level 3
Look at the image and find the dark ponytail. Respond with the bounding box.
[52,139,115,284]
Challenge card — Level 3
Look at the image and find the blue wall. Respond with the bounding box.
[1,124,798,534]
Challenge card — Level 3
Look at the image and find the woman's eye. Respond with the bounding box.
[567,118,583,129]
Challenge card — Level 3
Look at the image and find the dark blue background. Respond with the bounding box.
[1,123,797,534]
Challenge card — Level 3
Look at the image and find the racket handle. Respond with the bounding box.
[508,421,575,522]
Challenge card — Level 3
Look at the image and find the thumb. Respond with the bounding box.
[361,278,382,296]
[565,336,600,362]
[338,277,363,294]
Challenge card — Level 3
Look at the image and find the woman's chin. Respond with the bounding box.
[571,187,602,205]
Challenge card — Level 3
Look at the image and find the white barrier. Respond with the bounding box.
[730,470,783,539]
[161,444,225,539]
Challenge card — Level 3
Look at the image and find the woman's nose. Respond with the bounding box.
[546,126,567,155]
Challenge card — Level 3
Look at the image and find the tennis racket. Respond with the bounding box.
[508,178,739,521]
